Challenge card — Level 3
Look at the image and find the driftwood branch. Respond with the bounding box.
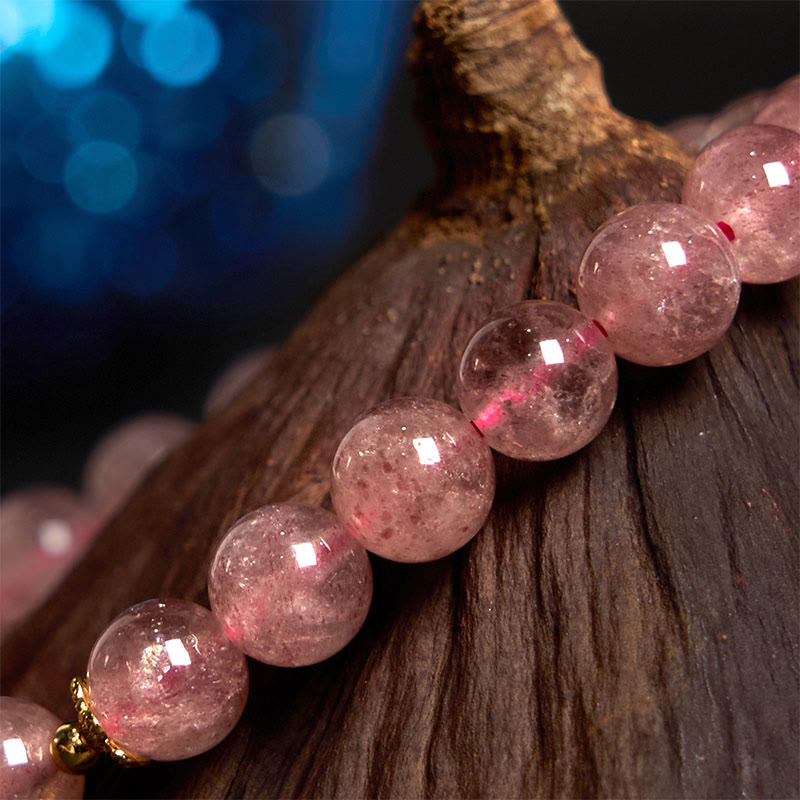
[3,1,797,797]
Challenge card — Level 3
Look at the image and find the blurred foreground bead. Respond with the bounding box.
[0,486,101,632]
[82,413,195,516]
[209,505,372,667]
[85,599,248,761]
[0,697,85,800]
[754,75,800,134]
[204,345,277,417]
[577,203,741,366]
[682,125,800,283]
[331,398,495,562]
[458,301,617,460]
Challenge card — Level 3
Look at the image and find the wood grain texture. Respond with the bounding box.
[2,1,798,798]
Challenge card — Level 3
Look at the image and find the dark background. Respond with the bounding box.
[2,1,798,496]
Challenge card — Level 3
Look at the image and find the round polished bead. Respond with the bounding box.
[577,203,741,366]
[85,598,248,761]
[83,413,195,515]
[0,696,85,800]
[682,124,800,283]
[754,76,800,134]
[204,345,277,418]
[458,300,618,460]
[331,397,495,563]
[0,486,101,630]
[209,504,372,667]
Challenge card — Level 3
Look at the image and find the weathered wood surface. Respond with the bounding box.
[3,1,798,797]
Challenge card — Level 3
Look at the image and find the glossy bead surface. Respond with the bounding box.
[82,413,195,515]
[577,203,741,366]
[458,300,617,460]
[754,76,800,134]
[0,696,85,800]
[682,124,800,283]
[331,398,495,562]
[209,504,372,667]
[0,486,101,631]
[85,599,248,761]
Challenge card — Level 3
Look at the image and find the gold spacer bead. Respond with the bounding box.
[67,676,149,769]
[51,723,99,774]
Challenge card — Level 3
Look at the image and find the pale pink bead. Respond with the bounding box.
[82,413,195,515]
[663,114,712,153]
[576,203,741,366]
[754,76,800,134]
[209,505,372,667]
[682,125,800,283]
[85,599,248,761]
[204,345,277,418]
[0,486,101,631]
[458,301,618,460]
[698,88,771,149]
[0,696,84,800]
[331,398,495,563]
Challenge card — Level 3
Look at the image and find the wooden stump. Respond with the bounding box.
[3,1,797,797]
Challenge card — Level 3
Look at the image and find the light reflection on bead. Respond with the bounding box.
[682,124,800,283]
[209,504,372,667]
[577,203,741,366]
[458,301,618,460]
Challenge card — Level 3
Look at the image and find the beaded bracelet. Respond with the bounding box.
[1,103,797,799]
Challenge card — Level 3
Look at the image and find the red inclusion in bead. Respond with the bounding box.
[717,221,735,241]
[593,320,609,337]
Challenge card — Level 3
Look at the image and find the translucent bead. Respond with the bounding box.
[754,76,800,134]
[0,696,85,800]
[204,345,277,418]
[85,598,248,761]
[82,413,195,516]
[209,505,372,667]
[331,398,495,563]
[682,124,800,283]
[0,486,101,631]
[458,300,618,460]
[577,203,741,366]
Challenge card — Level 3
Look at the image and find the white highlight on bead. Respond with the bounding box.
[539,339,565,365]
[413,437,441,465]
[165,638,192,667]
[661,240,688,267]
[292,541,317,568]
[3,737,28,766]
[38,519,73,556]
[763,161,791,187]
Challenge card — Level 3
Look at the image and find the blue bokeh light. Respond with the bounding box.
[68,89,142,150]
[63,140,138,214]
[0,0,54,51]
[141,7,221,87]
[116,0,187,25]
[17,114,71,183]
[250,113,332,197]
[31,2,112,89]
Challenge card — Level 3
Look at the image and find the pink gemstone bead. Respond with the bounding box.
[576,203,741,366]
[754,76,800,134]
[682,124,800,283]
[209,505,372,667]
[663,114,712,153]
[82,413,195,516]
[331,398,495,562]
[85,598,248,761]
[0,696,84,800]
[204,345,277,418]
[698,88,771,149]
[0,486,101,631]
[458,300,618,460]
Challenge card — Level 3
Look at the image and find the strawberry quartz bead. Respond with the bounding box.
[0,697,84,800]
[753,76,800,134]
[682,124,800,283]
[85,599,248,761]
[209,505,372,667]
[331,398,495,562]
[576,203,741,366]
[457,300,617,460]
